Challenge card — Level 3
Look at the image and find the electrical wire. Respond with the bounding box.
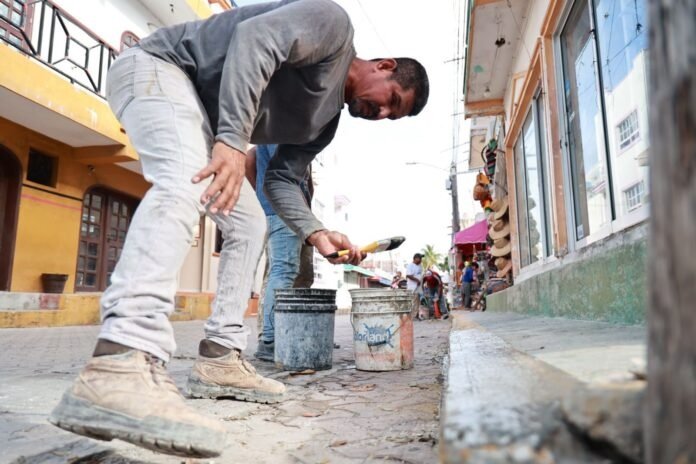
[353,0,390,55]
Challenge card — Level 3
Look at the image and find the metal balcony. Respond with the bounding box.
[0,0,118,97]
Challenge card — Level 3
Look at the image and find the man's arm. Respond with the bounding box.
[263,115,361,264]
[215,0,353,152]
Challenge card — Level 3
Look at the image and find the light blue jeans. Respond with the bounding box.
[261,214,302,342]
[100,47,266,362]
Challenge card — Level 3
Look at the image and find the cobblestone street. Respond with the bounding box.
[0,315,450,464]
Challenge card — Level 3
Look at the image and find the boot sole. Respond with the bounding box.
[49,391,225,458]
[187,378,285,404]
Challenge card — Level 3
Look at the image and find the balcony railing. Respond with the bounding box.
[0,0,118,97]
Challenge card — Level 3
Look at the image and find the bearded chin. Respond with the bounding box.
[348,99,362,117]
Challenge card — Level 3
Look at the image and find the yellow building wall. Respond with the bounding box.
[0,117,150,292]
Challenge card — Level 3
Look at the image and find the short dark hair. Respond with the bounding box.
[372,58,429,116]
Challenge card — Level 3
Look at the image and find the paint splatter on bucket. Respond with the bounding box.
[349,289,414,371]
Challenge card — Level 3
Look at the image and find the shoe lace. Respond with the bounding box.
[237,353,257,376]
[145,354,182,397]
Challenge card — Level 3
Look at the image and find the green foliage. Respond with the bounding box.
[421,244,442,271]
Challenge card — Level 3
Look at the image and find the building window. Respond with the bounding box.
[514,92,553,268]
[617,111,640,151]
[76,189,138,292]
[623,181,644,211]
[560,0,649,241]
[0,0,33,51]
[26,150,57,187]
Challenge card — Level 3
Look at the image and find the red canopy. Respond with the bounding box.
[454,219,488,245]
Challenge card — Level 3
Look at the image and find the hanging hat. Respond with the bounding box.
[491,237,511,257]
[493,197,509,220]
[473,183,488,201]
[489,222,510,240]
[494,257,508,269]
[476,172,490,185]
[496,259,513,278]
[491,218,506,232]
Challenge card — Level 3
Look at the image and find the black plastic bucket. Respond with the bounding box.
[274,288,337,371]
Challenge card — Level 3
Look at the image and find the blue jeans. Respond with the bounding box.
[261,214,302,342]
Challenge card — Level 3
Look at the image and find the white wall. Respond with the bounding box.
[503,0,549,128]
[50,0,163,49]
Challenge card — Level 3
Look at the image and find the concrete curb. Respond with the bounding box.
[440,312,606,463]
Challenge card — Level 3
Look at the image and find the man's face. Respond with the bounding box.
[348,59,415,121]
[414,256,422,265]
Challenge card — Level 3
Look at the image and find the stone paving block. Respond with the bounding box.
[0,316,449,463]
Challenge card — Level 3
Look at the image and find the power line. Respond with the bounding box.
[353,0,390,55]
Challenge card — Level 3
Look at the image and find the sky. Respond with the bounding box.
[238,0,480,261]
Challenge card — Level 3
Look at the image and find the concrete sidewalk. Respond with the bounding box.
[464,311,646,383]
[0,315,449,463]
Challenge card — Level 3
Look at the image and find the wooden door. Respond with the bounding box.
[75,189,137,292]
[0,146,21,291]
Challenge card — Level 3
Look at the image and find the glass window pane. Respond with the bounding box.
[89,225,100,238]
[0,4,9,18]
[561,0,610,240]
[8,33,20,46]
[87,257,97,271]
[88,242,99,256]
[10,8,21,26]
[77,257,85,271]
[515,138,531,267]
[119,217,127,230]
[112,201,120,214]
[593,0,649,218]
[79,241,86,255]
[523,114,543,265]
[76,272,84,286]
[92,194,102,209]
[85,273,97,287]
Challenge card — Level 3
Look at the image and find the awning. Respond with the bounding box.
[454,219,488,245]
[343,264,376,277]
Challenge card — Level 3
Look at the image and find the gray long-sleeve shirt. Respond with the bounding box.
[138,0,355,240]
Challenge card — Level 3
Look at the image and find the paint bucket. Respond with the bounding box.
[274,289,337,371]
[349,288,414,371]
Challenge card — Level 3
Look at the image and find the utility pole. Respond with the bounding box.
[646,2,696,462]
[449,161,461,238]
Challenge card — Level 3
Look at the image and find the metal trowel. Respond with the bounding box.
[324,236,406,259]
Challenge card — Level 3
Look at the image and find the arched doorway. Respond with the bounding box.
[75,187,139,292]
[0,146,21,291]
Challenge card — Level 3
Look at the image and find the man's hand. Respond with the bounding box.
[192,141,246,215]
[308,230,365,265]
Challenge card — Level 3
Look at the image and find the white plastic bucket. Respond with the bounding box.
[349,288,414,371]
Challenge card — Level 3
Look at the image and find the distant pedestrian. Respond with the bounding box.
[391,271,405,289]
[406,253,424,316]
[462,262,475,309]
[422,269,449,319]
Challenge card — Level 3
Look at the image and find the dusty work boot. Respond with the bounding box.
[254,340,275,362]
[187,339,286,404]
[49,341,227,458]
